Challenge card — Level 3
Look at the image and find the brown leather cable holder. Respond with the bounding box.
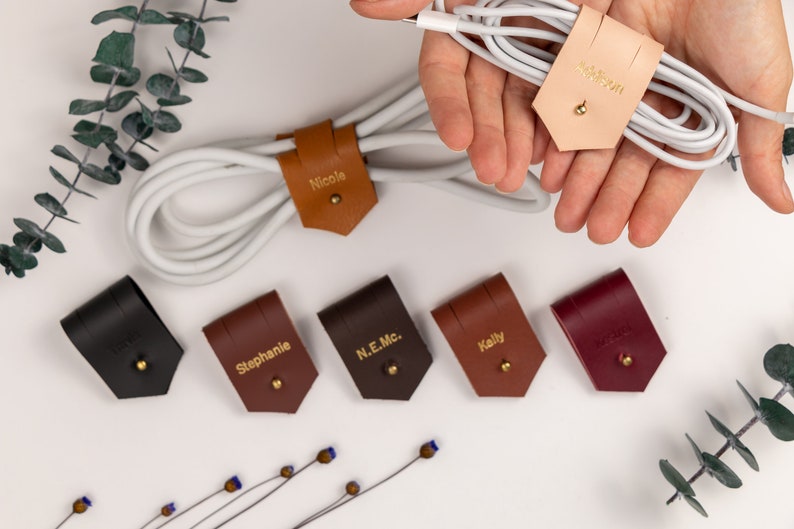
[276,120,377,235]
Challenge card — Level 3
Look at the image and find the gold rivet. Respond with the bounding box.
[135,359,148,372]
[271,377,283,390]
[330,193,342,205]
[385,361,399,376]
[619,353,633,367]
[500,360,512,373]
[575,101,587,115]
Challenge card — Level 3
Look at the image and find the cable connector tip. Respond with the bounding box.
[420,440,439,459]
[401,15,418,24]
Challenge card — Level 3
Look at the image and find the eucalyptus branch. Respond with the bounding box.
[660,344,794,517]
[0,0,237,279]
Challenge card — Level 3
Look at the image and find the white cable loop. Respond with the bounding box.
[420,0,793,170]
[126,76,550,286]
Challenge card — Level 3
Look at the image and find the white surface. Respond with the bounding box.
[1,2,794,528]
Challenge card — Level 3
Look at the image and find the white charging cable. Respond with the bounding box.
[413,0,794,170]
[126,75,550,285]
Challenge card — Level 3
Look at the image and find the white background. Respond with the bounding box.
[2,1,794,528]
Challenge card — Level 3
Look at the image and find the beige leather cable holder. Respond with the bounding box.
[533,5,664,151]
[276,120,377,235]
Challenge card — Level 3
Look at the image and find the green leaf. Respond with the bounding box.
[106,90,139,112]
[178,66,208,83]
[81,163,121,185]
[146,73,177,98]
[34,193,74,221]
[202,16,230,23]
[50,166,96,199]
[91,6,138,24]
[92,31,135,70]
[168,11,199,22]
[14,218,65,253]
[51,145,80,164]
[139,100,155,127]
[174,21,209,58]
[12,232,42,253]
[69,99,106,115]
[736,381,760,414]
[659,460,695,496]
[154,111,181,133]
[702,454,742,488]
[705,411,759,471]
[157,94,192,107]
[683,495,708,517]
[763,343,794,388]
[758,398,794,441]
[7,245,37,270]
[107,142,149,171]
[121,112,154,141]
[90,64,141,86]
[783,128,794,157]
[139,9,173,25]
[72,120,118,148]
[685,434,705,466]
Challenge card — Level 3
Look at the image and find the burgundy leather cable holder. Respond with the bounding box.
[317,275,433,400]
[202,291,318,413]
[431,273,546,397]
[60,276,183,399]
[276,119,378,235]
[551,268,666,392]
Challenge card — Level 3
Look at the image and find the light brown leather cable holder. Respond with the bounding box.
[276,119,378,235]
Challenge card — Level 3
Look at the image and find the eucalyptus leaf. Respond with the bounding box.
[174,21,209,58]
[139,101,155,127]
[683,494,708,517]
[72,120,117,148]
[81,163,121,185]
[106,90,139,112]
[34,193,72,220]
[154,111,181,133]
[783,128,794,157]
[69,99,106,115]
[12,233,42,253]
[139,9,173,25]
[92,31,135,70]
[685,434,705,466]
[758,398,794,441]
[202,16,230,23]
[90,64,141,86]
[146,73,177,98]
[107,142,149,171]
[91,6,138,24]
[7,245,37,270]
[179,66,208,83]
[49,166,96,199]
[763,343,794,387]
[215,0,238,3]
[40,230,66,254]
[705,411,759,470]
[157,94,192,107]
[51,145,80,164]
[121,112,154,141]
[168,11,199,21]
[702,454,742,488]
[736,381,760,414]
[13,218,64,253]
[659,460,695,496]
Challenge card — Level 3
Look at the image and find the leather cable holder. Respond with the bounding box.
[432,273,546,397]
[276,120,378,235]
[60,276,183,399]
[202,291,318,413]
[551,268,667,392]
[318,275,433,400]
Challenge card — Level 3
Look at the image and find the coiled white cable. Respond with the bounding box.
[126,75,550,285]
[415,0,794,170]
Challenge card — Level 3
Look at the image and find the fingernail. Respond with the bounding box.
[783,181,793,204]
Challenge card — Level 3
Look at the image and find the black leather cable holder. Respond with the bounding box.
[60,275,183,399]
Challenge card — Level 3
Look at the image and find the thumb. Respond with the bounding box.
[737,97,794,213]
[349,0,432,20]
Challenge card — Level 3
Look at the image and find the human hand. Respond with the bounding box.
[351,0,794,246]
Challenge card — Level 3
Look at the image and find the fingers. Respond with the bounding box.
[737,112,794,214]
[554,148,617,233]
[497,76,538,192]
[465,54,508,185]
[349,0,432,20]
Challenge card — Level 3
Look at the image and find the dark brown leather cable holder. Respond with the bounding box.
[202,291,318,413]
[432,273,546,397]
[317,275,433,400]
[276,119,377,235]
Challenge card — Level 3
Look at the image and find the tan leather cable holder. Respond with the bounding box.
[276,120,377,235]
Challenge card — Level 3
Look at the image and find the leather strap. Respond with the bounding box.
[60,276,183,399]
[203,291,318,413]
[551,268,667,391]
[277,120,377,235]
[432,273,546,397]
[318,276,432,400]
